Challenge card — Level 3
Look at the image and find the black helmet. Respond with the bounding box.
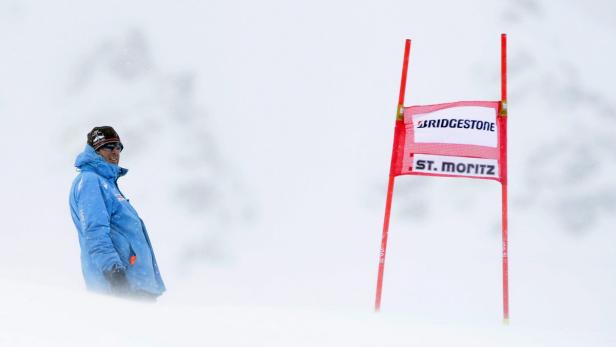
[87,126,122,150]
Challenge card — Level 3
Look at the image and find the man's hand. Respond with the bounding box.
[103,265,130,295]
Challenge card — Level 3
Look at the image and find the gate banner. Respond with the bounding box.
[375,35,509,321]
[392,100,505,181]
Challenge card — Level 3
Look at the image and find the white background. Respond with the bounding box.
[1,0,615,346]
[412,154,499,178]
[413,106,498,147]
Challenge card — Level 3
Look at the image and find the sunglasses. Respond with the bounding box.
[99,142,124,152]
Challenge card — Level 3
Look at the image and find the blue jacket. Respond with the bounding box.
[69,145,165,296]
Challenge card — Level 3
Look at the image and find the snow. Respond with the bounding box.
[1,0,615,345]
[1,280,609,347]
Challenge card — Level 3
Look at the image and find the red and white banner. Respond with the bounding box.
[391,100,506,182]
[376,35,509,321]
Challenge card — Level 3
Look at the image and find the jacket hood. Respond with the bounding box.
[74,145,128,179]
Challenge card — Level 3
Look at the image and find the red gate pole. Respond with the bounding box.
[500,33,510,323]
[375,39,411,312]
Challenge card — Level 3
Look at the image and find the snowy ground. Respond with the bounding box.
[1,280,611,347]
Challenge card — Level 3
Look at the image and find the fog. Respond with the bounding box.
[1,0,614,345]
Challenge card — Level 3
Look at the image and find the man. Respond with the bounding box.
[69,126,165,300]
